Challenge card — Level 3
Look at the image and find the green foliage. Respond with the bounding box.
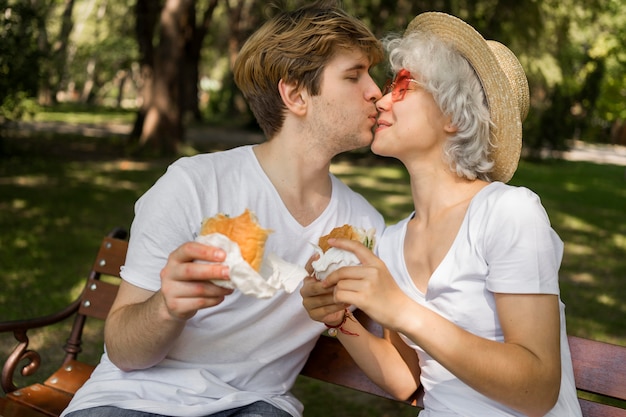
[66,0,139,104]
[0,92,40,120]
[0,0,41,120]
[4,0,624,151]
[34,102,136,124]
[525,0,626,146]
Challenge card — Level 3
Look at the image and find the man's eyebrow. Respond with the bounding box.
[342,62,369,72]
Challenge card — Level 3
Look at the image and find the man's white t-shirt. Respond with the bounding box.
[378,182,582,417]
[62,145,385,417]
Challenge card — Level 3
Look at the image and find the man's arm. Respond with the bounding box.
[104,241,232,371]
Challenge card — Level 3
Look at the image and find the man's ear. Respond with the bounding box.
[278,79,307,116]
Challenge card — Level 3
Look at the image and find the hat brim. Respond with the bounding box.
[405,12,522,183]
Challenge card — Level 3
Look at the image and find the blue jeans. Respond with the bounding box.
[64,401,293,417]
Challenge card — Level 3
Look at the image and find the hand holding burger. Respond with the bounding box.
[312,224,376,280]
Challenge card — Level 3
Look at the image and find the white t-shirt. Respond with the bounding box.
[377,182,582,417]
[62,145,385,417]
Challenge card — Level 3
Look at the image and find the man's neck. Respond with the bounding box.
[253,139,333,227]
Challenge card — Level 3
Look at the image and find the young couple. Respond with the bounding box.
[63,1,582,416]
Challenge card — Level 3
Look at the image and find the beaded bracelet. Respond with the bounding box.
[324,308,359,337]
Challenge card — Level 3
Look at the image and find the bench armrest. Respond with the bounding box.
[1,300,82,394]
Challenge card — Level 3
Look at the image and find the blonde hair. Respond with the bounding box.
[234,1,383,139]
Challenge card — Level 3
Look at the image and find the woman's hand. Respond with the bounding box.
[319,238,410,331]
[301,274,346,325]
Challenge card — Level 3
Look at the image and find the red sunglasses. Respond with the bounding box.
[382,69,419,102]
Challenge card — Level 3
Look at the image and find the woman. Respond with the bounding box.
[301,12,583,417]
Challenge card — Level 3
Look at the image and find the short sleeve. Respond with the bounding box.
[120,160,206,291]
[482,186,563,295]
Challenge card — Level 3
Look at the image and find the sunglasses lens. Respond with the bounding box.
[383,70,413,102]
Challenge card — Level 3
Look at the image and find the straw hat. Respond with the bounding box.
[405,12,529,183]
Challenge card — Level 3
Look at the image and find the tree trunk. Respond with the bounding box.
[53,0,76,97]
[33,0,54,105]
[223,0,261,117]
[139,0,192,155]
[130,0,161,143]
[181,0,218,122]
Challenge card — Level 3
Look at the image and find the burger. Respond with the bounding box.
[200,209,272,272]
[313,224,376,280]
[318,224,375,252]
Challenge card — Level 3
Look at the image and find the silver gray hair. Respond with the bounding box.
[384,32,494,181]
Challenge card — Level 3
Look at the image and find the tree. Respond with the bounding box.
[5,0,625,155]
[0,0,41,120]
[33,0,76,105]
[130,0,219,155]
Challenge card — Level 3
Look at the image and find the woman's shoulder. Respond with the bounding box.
[469,182,552,235]
[473,182,543,213]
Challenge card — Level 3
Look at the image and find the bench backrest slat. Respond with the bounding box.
[568,335,626,403]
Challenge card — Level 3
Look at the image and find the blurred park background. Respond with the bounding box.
[2,0,626,154]
[1,1,625,416]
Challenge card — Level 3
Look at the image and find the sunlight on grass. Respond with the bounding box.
[69,170,142,191]
[0,175,55,186]
[331,161,405,179]
[569,272,595,284]
[66,161,159,192]
[556,212,597,232]
[70,279,87,300]
[4,199,45,220]
[331,160,413,223]
[12,236,29,249]
[12,199,27,209]
[613,233,626,250]
[33,104,135,125]
[597,294,617,308]
[565,242,594,256]
[101,160,159,172]
[563,181,585,192]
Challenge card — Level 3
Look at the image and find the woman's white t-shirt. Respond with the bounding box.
[377,182,582,417]
[62,145,385,417]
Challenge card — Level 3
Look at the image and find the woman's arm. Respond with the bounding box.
[301,276,420,400]
[324,238,561,417]
[393,292,561,417]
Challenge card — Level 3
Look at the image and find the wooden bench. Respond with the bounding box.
[1,229,625,417]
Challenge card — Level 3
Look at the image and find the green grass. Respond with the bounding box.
[30,103,136,125]
[1,116,625,415]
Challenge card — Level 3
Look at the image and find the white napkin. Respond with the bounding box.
[195,233,307,298]
[311,245,361,281]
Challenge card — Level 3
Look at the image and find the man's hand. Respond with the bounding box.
[160,241,234,320]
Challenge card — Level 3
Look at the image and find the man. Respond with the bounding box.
[62,2,385,417]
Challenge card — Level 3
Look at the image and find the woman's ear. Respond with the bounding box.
[443,116,458,133]
[278,79,307,116]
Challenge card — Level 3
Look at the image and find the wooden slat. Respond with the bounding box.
[77,279,119,320]
[569,336,626,401]
[42,360,95,396]
[6,385,71,417]
[91,237,127,277]
[0,397,49,417]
